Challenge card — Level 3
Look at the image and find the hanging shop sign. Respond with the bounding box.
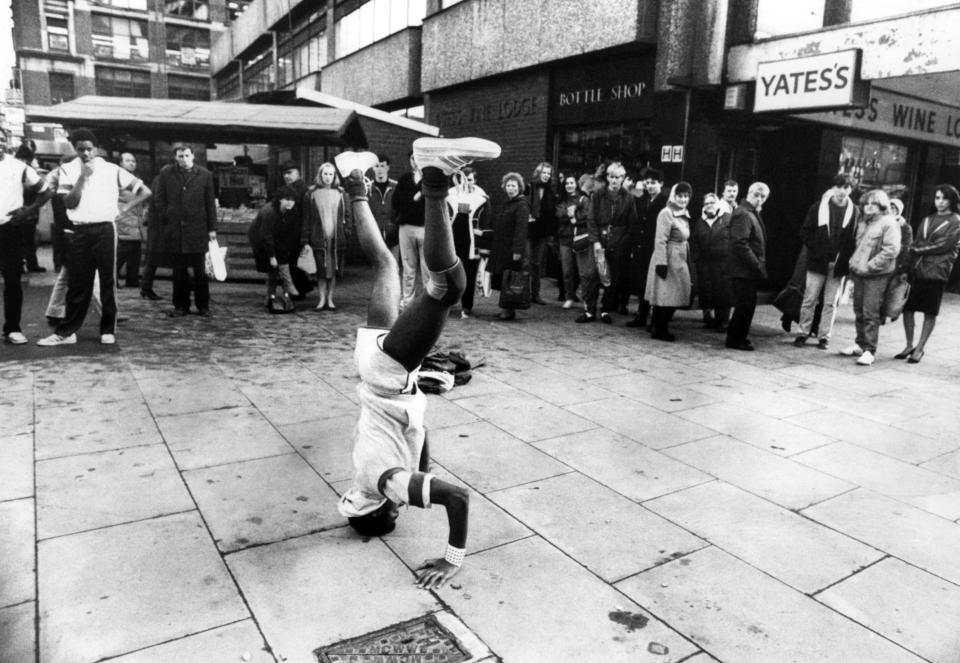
[754,49,870,113]
[550,57,655,125]
[795,87,960,148]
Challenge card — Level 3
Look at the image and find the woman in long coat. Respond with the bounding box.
[486,172,529,321]
[301,162,350,311]
[690,192,732,331]
[645,182,693,341]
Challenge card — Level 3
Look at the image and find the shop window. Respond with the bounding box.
[755,0,823,38]
[168,74,210,100]
[555,122,653,181]
[46,16,70,51]
[837,135,910,202]
[850,0,955,22]
[335,0,425,59]
[166,26,211,69]
[95,66,151,97]
[49,72,75,103]
[164,0,209,21]
[90,0,148,9]
[92,14,149,60]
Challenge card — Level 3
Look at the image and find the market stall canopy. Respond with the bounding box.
[24,96,367,146]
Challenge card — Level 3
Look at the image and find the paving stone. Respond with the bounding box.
[920,449,960,480]
[107,620,274,663]
[795,442,960,520]
[0,392,33,437]
[442,536,697,662]
[383,464,532,570]
[488,472,706,582]
[0,434,33,501]
[158,406,294,470]
[454,390,595,442]
[0,499,34,608]
[781,382,944,427]
[0,601,35,663]
[428,421,573,493]
[775,363,899,396]
[645,481,882,593]
[34,398,163,460]
[816,557,960,663]
[440,370,512,401]
[36,445,193,539]
[238,378,357,425]
[615,353,720,385]
[534,428,713,502]
[524,350,628,380]
[34,372,141,408]
[39,512,247,663]
[488,363,616,406]
[587,373,718,412]
[677,402,836,456]
[802,489,960,586]
[663,435,855,510]
[685,378,820,418]
[183,453,343,552]
[616,546,925,663]
[785,407,954,464]
[227,529,438,663]
[422,393,481,429]
[564,396,714,449]
[137,372,248,416]
[279,415,357,483]
[693,358,808,391]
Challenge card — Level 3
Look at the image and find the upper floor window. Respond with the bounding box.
[168,74,211,100]
[90,0,149,10]
[166,26,211,69]
[243,49,274,96]
[164,0,209,21]
[95,66,151,97]
[92,14,149,60]
[335,0,426,59]
[277,13,327,86]
[49,72,75,103]
[46,16,70,51]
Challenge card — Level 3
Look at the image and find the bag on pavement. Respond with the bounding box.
[297,244,317,275]
[498,268,531,310]
[205,239,228,281]
[268,285,295,314]
[881,272,910,321]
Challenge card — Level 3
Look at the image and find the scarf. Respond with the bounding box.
[818,190,853,231]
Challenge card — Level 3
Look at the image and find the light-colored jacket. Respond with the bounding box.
[644,204,692,307]
[848,213,900,277]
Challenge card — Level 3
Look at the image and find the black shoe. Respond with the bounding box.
[140,289,162,301]
[196,308,211,317]
[532,296,546,305]
[651,329,676,342]
[167,308,189,318]
[497,310,516,321]
[599,312,613,324]
[725,340,754,351]
[793,336,807,347]
[575,312,595,323]
[625,316,646,328]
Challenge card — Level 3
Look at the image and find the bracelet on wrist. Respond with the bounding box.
[444,544,465,567]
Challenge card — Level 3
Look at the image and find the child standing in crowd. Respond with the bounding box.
[249,186,301,311]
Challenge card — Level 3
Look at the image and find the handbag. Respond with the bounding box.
[881,273,910,321]
[205,239,228,281]
[268,285,295,314]
[498,267,531,309]
[297,245,317,275]
[572,232,591,253]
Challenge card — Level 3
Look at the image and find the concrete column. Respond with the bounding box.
[655,0,728,91]
[823,0,853,26]
[725,0,759,46]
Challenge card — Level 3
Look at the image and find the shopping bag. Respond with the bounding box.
[595,246,611,287]
[297,245,317,275]
[476,256,492,297]
[205,239,228,282]
[880,273,910,321]
[268,285,295,314]
[498,268,531,310]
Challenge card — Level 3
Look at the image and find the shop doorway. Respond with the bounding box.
[552,121,653,182]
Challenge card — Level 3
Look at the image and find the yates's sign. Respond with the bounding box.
[754,49,870,113]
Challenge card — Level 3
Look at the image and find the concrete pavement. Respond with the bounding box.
[2,260,960,663]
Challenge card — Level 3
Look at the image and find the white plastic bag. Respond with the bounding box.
[297,244,317,275]
[205,239,228,282]
[476,256,492,297]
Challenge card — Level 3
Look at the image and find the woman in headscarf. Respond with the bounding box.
[302,162,350,311]
[644,182,693,341]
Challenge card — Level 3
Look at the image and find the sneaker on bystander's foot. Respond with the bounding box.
[37,333,77,346]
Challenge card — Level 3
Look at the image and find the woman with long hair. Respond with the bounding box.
[897,184,960,363]
[302,162,350,310]
[555,174,591,310]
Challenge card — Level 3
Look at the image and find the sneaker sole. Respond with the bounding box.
[412,137,502,161]
[37,338,77,346]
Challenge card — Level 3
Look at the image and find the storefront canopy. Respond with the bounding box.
[24,95,368,146]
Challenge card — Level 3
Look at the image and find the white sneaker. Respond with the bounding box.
[840,344,863,356]
[562,299,574,310]
[856,350,875,366]
[412,137,502,175]
[37,333,77,346]
[333,150,379,179]
[100,333,116,345]
[460,309,470,319]
[4,331,28,345]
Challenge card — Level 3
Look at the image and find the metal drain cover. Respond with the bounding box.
[316,614,472,663]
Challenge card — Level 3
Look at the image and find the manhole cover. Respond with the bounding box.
[316,614,471,663]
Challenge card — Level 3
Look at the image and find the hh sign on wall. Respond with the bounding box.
[754,49,870,113]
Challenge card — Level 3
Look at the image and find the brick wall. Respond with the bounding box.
[12,0,43,50]
[22,70,50,105]
[425,70,549,211]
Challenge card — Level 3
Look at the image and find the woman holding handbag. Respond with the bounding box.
[487,172,529,321]
[302,163,350,311]
[897,185,960,363]
[249,186,300,311]
[555,174,590,310]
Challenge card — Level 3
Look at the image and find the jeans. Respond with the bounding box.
[799,262,842,340]
[526,236,549,298]
[558,244,577,301]
[575,247,598,314]
[398,224,428,309]
[852,274,887,353]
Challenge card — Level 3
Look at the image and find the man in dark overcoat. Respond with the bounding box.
[154,144,218,317]
[725,182,770,351]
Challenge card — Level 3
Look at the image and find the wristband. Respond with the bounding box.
[350,195,369,203]
[444,544,465,567]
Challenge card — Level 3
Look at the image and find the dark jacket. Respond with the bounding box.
[909,212,960,282]
[691,211,733,308]
[800,195,859,275]
[587,186,639,249]
[154,164,217,255]
[487,195,529,275]
[728,200,767,281]
[369,177,398,245]
[392,172,424,227]
[526,181,557,240]
[554,191,590,246]
[248,201,300,272]
[633,191,668,253]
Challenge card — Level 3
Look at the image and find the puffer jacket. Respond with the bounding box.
[848,213,900,277]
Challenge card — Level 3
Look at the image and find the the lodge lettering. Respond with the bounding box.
[435,96,540,128]
[760,62,850,98]
[558,81,647,107]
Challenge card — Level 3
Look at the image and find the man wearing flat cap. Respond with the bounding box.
[280,159,311,298]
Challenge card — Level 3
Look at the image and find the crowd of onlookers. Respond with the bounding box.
[3,124,959,363]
